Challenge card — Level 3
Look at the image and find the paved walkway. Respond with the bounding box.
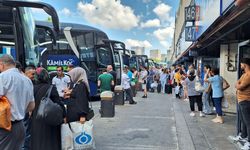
[91,92,238,150]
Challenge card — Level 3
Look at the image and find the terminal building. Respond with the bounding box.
[170,0,250,109]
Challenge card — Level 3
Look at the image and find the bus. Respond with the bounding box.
[129,55,149,71]
[35,21,122,97]
[0,0,59,67]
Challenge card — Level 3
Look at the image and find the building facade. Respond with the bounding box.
[150,49,161,60]
[171,0,250,113]
[131,46,145,55]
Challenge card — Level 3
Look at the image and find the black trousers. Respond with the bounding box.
[189,95,203,111]
[239,101,250,142]
[125,88,134,103]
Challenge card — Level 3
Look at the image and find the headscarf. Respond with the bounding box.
[36,67,50,83]
[68,67,89,91]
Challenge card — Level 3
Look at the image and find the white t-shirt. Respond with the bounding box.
[52,75,71,97]
[122,73,131,90]
[139,70,148,83]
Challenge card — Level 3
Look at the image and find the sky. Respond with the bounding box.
[30,0,180,55]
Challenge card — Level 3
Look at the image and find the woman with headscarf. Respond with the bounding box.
[31,67,64,150]
[63,67,90,124]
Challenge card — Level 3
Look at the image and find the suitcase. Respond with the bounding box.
[157,83,161,93]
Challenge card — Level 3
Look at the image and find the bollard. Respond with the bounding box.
[100,91,115,117]
[114,85,124,105]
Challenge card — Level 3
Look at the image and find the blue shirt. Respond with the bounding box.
[208,75,224,98]
[127,71,133,81]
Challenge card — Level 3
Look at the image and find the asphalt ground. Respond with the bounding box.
[90,91,238,150]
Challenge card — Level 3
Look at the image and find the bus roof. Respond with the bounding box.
[35,20,106,34]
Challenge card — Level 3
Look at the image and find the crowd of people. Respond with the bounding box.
[0,53,249,150]
[0,54,91,150]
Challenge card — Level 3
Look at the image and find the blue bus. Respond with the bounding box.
[36,21,122,98]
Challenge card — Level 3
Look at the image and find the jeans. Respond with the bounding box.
[161,80,166,93]
[238,103,248,139]
[239,101,250,142]
[189,95,203,111]
[124,88,135,103]
[202,92,212,114]
[213,97,223,116]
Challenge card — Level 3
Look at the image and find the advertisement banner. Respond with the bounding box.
[46,55,79,71]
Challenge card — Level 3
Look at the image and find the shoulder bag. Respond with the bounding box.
[36,85,64,126]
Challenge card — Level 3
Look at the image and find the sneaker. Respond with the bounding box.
[142,95,147,98]
[240,141,250,150]
[184,98,189,102]
[129,101,137,105]
[190,112,195,117]
[199,112,205,117]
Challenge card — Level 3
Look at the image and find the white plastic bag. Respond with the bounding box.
[150,81,158,88]
[61,120,95,150]
[175,86,180,94]
[195,77,205,92]
[222,97,229,108]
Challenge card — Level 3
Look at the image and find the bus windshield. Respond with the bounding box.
[20,8,39,66]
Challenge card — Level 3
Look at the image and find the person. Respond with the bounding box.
[52,66,71,98]
[147,67,155,92]
[122,68,137,104]
[139,66,148,98]
[25,66,36,82]
[0,54,35,150]
[107,65,116,82]
[31,67,64,150]
[187,64,197,76]
[64,67,90,123]
[15,61,24,73]
[98,68,114,92]
[202,65,213,115]
[23,66,36,150]
[174,68,182,98]
[204,68,230,123]
[131,67,139,97]
[185,70,204,117]
[67,64,74,72]
[160,69,168,93]
[234,58,250,150]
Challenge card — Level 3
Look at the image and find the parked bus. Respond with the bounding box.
[0,0,59,67]
[35,21,122,97]
[129,55,149,71]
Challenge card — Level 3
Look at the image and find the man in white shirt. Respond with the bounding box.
[0,55,35,150]
[52,66,71,98]
[122,68,137,105]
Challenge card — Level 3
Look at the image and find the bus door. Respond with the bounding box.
[236,40,250,134]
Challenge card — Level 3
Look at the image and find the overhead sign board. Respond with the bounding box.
[185,5,196,22]
[185,26,196,41]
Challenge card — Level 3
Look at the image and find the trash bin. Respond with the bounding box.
[100,91,115,117]
[114,86,124,105]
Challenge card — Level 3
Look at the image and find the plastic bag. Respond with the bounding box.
[61,120,95,150]
[195,77,205,93]
[175,86,180,94]
[222,97,229,108]
[150,82,158,88]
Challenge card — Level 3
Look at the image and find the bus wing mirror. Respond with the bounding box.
[2,0,59,34]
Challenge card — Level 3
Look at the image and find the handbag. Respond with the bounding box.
[195,76,205,92]
[0,96,11,131]
[36,85,64,126]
